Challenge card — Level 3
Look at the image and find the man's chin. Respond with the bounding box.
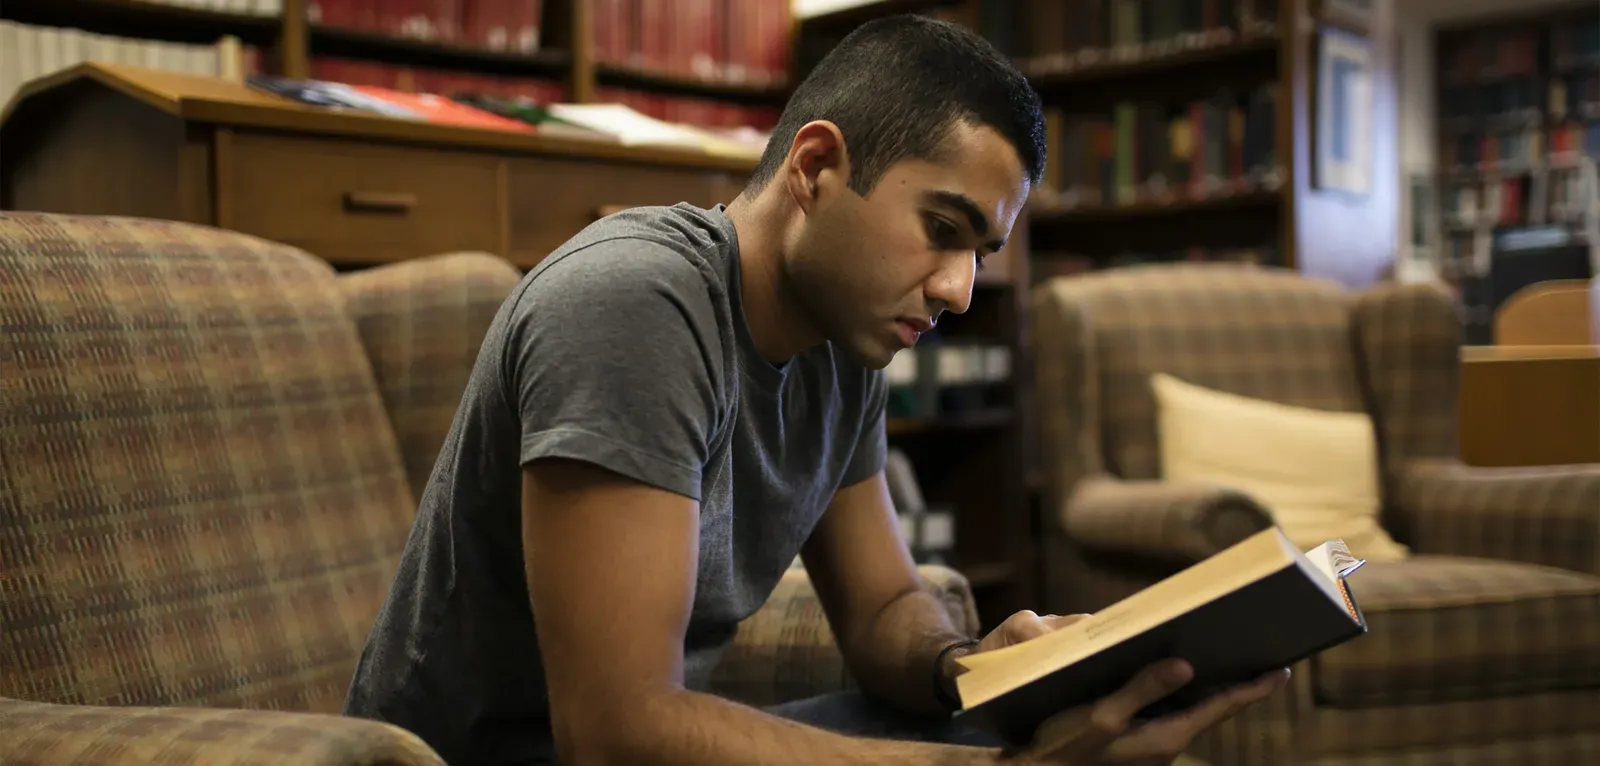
[838,337,901,371]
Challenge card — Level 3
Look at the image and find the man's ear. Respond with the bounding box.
[782,120,851,214]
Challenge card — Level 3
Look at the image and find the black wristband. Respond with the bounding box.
[932,638,981,712]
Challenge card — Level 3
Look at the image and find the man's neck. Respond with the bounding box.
[723,192,822,366]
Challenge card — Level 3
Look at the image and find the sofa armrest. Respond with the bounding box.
[0,698,442,766]
[1063,475,1275,564]
[707,565,978,708]
[1393,458,1600,575]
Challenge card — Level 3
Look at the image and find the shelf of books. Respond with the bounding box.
[0,1,276,91]
[990,0,1288,278]
[0,0,794,161]
[1,0,283,47]
[1425,2,1599,343]
[1432,5,1600,273]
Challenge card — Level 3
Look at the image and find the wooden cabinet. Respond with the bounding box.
[223,132,506,265]
[1460,346,1600,467]
[1,63,754,270]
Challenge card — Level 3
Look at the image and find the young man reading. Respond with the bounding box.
[343,15,1288,766]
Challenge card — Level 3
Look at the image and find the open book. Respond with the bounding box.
[953,528,1368,748]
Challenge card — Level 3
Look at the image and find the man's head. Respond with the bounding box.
[741,14,1045,370]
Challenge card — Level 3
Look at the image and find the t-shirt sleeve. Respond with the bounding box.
[504,241,724,502]
[840,368,889,488]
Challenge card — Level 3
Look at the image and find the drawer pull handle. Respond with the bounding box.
[343,191,418,214]
[594,204,633,220]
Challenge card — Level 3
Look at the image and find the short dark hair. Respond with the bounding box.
[744,14,1046,198]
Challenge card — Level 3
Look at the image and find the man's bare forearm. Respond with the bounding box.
[570,687,998,766]
[836,585,976,717]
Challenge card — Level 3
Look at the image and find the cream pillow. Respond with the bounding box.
[1149,373,1409,562]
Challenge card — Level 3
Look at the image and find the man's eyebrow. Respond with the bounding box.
[923,190,1006,253]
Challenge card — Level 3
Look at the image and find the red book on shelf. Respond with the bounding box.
[681,0,705,78]
[695,0,720,80]
[372,0,396,37]
[310,0,350,28]
[747,0,770,84]
[512,0,543,52]
[591,0,620,64]
[724,0,751,83]
[663,0,684,76]
[763,0,792,85]
[639,0,666,71]
[433,0,462,43]
[460,0,485,47]
[407,0,439,40]
[477,0,512,50]
[346,0,375,31]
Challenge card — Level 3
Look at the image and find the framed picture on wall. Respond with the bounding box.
[1313,27,1375,197]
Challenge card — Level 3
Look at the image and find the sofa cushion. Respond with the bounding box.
[0,213,416,714]
[1150,372,1409,562]
[1312,556,1600,706]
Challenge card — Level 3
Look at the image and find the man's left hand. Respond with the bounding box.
[975,610,1092,654]
[939,610,1092,695]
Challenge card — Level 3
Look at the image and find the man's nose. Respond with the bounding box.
[925,255,976,316]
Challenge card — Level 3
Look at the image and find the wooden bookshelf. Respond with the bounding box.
[593,64,789,106]
[1426,0,1600,343]
[1030,188,1281,223]
[1024,33,1279,89]
[1,0,281,47]
[1,0,794,109]
[307,22,574,78]
[793,0,1399,284]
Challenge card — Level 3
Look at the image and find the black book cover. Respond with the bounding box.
[954,545,1367,750]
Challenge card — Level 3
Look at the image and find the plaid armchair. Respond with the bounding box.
[1030,263,1600,766]
[0,212,978,764]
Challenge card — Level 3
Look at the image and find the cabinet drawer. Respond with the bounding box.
[223,132,504,265]
[506,156,740,267]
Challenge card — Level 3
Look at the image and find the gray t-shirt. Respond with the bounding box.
[343,203,887,765]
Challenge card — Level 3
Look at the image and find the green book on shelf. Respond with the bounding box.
[449,94,609,141]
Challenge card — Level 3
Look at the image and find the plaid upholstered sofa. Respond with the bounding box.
[1030,262,1600,766]
[0,211,979,764]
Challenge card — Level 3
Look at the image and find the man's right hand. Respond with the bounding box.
[1006,660,1290,765]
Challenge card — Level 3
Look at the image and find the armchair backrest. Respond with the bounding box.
[339,252,522,500]
[1032,263,1466,492]
[0,212,416,715]
[1032,264,1368,483]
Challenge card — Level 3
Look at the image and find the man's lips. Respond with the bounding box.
[895,318,933,347]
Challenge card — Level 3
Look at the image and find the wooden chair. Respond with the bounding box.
[1493,278,1597,345]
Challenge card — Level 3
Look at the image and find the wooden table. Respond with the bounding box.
[1459,345,1600,467]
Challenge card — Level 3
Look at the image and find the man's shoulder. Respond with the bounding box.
[495,204,739,390]
[518,204,732,313]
